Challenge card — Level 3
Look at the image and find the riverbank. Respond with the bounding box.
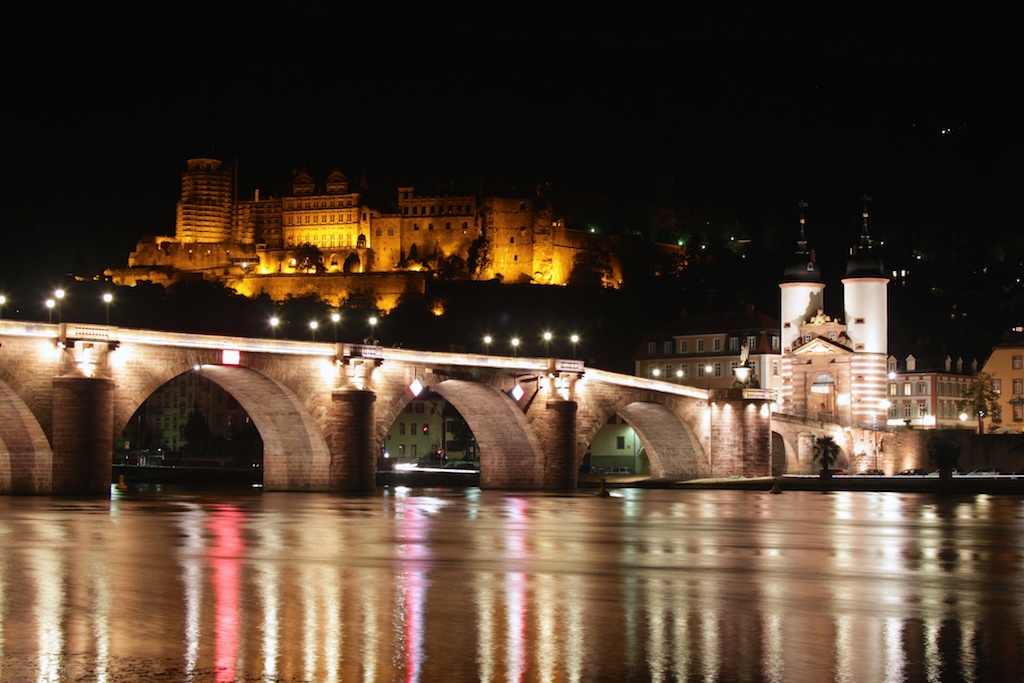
[580,473,1024,495]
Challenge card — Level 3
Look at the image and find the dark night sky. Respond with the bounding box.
[2,6,1018,290]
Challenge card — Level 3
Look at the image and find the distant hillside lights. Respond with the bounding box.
[106,158,646,310]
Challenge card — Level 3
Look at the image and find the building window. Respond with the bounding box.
[771,336,779,350]
[712,338,722,352]
[917,382,927,395]
[918,404,928,418]
[616,436,626,450]
[647,342,656,355]
[729,337,739,351]
[889,383,898,396]
[904,403,911,418]
[664,365,672,378]
[697,365,707,378]
[772,361,779,376]
[663,340,673,354]
[1014,378,1023,395]
[903,383,912,396]
[679,364,689,379]
[993,379,1002,394]
[714,362,723,377]
[1013,355,1023,369]
[400,423,405,435]
[697,340,705,352]
[747,335,756,350]
[1014,404,1024,422]
[679,340,689,353]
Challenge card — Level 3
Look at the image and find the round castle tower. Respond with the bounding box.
[779,202,825,354]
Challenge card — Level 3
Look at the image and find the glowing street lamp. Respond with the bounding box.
[331,311,341,341]
[270,316,279,338]
[46,298,55,323]
[543,331,552,356]
[0,294,6,319]
[570,333,579,359]
[102,292,113,325]
[676,368,684,382]
[309,320,318,341]
[369,316,378,344]
[54,289,64,322]
[705,364,713,393]
[483,335,492,354]
[511,337,520,357]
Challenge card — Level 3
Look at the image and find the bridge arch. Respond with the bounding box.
[574,385,707,480]
[0,378,53,493]
[197,365,332,490]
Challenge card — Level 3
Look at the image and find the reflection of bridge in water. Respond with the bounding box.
[1,320,782,496]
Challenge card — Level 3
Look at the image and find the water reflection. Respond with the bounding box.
[0,489,1020,681]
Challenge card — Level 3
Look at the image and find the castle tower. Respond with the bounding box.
[841,196,889,423]
[779,202,824,354]
[175,158,233,243]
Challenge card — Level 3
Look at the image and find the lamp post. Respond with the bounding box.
[102,293,113,325]
[0,294,6,320]
[484,335,492,354]
[511,337,520,357]
[46,298,55,323]
[309,320,318,341]
[55,289,64,323]
[543,331,552,356]
[270,316,279,338]
[676,369,684,383]
[570,334,579,359]
[369,316,377,344]
[331,311,341,341]
[705,363,714,476]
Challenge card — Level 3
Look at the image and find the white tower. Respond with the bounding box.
[841,197,889,423]
[779,202,824,354]
[842,198,889,353]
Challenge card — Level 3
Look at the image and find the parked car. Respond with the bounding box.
[858,469,885,476]
[896,469,926,476]
[964,467,1003,477]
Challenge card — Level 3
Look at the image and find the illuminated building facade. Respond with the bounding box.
[109,159,622,308]
[980,326,1024,433]
[884,353,977,429]
[634,306,782,397]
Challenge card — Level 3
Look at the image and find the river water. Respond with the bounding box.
[0,485,1021,683]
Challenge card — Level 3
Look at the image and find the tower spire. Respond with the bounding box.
[859,194,873,250]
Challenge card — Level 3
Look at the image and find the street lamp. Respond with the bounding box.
[102,292,113,325]
[543,331,552,356]
[45,298,55,323]
[369,316,377,344]
[484,335,492,354]
[270,316,279,338]
[0,294,6,319]
[676,369,684,383]
[705,364,713,393]
[331,311,341,341]
[511,337,520,357]
[570,333,579,359]
[309,320,318,341]
[54,289,64,323]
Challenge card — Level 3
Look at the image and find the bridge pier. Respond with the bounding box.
[539,400,578,490]
[709,392,772,478]
[52,374,114,495]
[327,389,377,493]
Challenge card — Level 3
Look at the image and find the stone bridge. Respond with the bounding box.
[0,320,773,496]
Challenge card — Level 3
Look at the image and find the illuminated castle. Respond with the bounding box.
[109,158,625,310]
[778,200,889,425]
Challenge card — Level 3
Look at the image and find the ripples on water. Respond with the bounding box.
[0,487,1021,682]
